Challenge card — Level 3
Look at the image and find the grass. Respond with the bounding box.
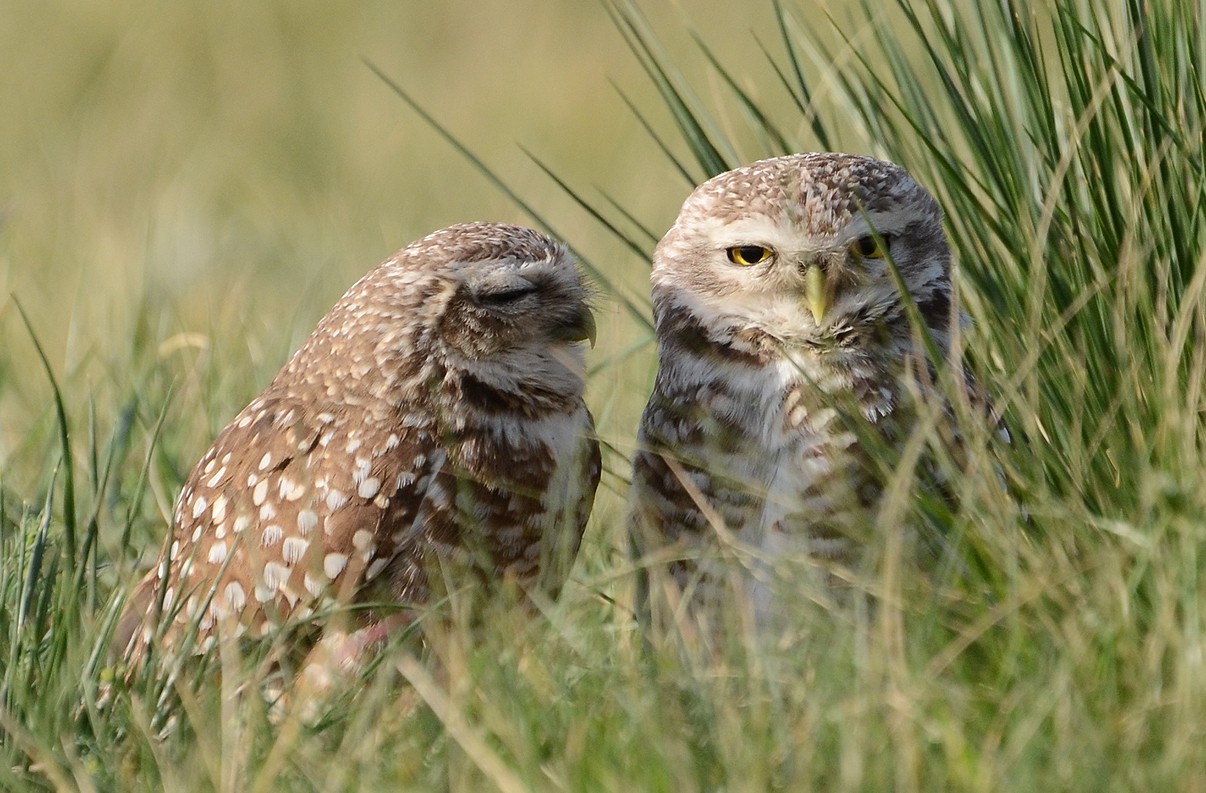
[1,0,1205,789]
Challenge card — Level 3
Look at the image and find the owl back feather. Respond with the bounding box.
[118,222,600,667]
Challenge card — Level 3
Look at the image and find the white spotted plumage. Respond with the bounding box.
[117,222,601,666]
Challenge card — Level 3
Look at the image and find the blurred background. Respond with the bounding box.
[6,5,1204,787]
[0,0,807,512]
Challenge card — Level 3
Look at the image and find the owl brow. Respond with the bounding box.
[841,213,889,240]
[848,201,934,236]
[516,253,558,269]
[714,239,775,252]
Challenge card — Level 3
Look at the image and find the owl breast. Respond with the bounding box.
[633,345,900,618]
[445,400,599,595]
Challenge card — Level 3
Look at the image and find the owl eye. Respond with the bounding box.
[850,234,890,259]
[476,282,538,304]
[726,245,774,266]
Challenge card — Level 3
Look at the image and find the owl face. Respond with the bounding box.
[652,154,951,357]
[444,252,597,359]
[379,223,596,381]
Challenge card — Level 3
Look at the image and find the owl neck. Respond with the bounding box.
[389,341,583,439]
[653,302,777,367]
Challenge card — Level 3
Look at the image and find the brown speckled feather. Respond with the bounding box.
[118,222,600,662]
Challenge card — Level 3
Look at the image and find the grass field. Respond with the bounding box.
[1,0,1205,790]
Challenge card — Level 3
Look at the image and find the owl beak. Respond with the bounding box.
[804,266,832,325]
[555,305,597,348]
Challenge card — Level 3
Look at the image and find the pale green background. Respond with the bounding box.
[0,0,812,531]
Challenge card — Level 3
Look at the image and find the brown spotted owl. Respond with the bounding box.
[630,153,989,621]
[117,222,600,666]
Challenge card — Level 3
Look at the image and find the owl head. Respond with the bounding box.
[289,222,596,394]
[404,223,595,359]
[651,153,954,360]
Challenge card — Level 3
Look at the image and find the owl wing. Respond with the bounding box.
[125,390,442,656]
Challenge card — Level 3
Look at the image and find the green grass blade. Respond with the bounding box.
[13,301,76,570]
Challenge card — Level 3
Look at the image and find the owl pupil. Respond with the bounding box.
[853,235,890,258]
[727,245,771,265]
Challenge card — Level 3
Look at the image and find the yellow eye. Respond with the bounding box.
[850,234,889,259]
[726,245,773,266]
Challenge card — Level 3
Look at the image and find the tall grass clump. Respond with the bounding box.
[577,0,1206,788]
[1,0,1204,790]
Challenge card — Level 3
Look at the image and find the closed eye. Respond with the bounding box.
[477,284,538,304]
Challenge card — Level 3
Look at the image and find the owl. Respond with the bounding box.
[116,222,601,669]
[630,152,974,620]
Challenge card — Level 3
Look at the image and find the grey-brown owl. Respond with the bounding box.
[630,152,971,619]
[117,222,600,666]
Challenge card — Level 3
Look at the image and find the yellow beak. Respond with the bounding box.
[804,267,831,325]
[555,304,598,348]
